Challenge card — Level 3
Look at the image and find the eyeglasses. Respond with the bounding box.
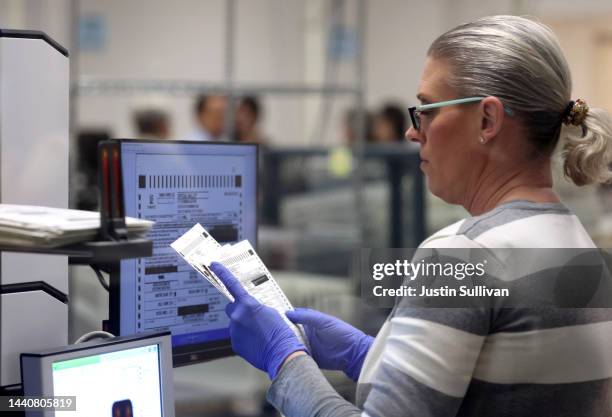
[408,96,514,131]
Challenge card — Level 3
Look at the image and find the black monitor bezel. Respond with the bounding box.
[108,138,258,367]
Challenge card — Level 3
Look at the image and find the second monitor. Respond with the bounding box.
[109,139,258,366]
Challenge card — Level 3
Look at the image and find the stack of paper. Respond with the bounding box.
[171,223,307,345]
[0,204,154,247]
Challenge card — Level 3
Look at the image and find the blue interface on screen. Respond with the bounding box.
[119,141,257,348]
[52,344,162,417]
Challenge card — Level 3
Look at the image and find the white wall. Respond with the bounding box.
[75,0,306,143]
[542,16,612,112]
[365,0,446,109]
[0,0,455,145]
[0,0,71,47]
[1,0,612,145]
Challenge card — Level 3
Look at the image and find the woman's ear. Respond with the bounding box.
[480,96,505,142]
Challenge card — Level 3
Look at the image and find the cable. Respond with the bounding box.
[74,330,115,344]
[91,265,110,292]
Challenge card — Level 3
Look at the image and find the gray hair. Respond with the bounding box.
[428,15,612,186]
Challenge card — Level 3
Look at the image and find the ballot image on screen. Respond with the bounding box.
[116,141,257,361]
[52,344,162,417]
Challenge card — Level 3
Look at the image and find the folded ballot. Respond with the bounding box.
[171,223,306,345]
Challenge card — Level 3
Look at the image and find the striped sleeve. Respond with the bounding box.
[359,234,491,417]
[360,305,489,417]
[267,306,489,417]
[268,233,491,417]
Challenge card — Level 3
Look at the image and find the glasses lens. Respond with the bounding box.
[409,108,419,131]
[414,110,421,131]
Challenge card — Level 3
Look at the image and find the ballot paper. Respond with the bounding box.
[171,223,307,345]
[170,224,233,300]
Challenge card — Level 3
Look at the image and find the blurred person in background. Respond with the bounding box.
[342,107,374,145]
[209,15,612,417]
[234,95,267,144]
[133,108,171,140]
[233,95,269,222]
[188,94,227,141]
[372,102,407,143]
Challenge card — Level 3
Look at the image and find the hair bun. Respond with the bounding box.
[563,99,589,126]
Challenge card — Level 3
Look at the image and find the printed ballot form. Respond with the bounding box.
[171,224,307,344]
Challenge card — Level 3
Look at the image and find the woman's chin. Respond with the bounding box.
[426,179,454,204]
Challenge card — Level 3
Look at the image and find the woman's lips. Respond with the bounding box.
[420,155,429,170]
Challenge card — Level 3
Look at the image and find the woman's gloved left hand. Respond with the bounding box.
[210,262,307,380]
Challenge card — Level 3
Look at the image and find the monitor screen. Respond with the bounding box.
[52,344,162,417]
[21,332,174,417]
[109,140,258,365]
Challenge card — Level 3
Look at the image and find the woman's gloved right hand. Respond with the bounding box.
[286,308,374,381]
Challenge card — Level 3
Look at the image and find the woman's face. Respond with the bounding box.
[406,57,486,205]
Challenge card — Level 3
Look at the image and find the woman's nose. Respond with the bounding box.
[405,126,423,144]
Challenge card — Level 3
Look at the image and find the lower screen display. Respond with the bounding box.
[52,344,162,417]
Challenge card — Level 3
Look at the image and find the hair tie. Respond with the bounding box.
[562,99,589,126]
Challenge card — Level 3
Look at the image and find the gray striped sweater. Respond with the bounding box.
[267,200,612,417]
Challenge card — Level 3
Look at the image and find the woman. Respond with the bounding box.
[211,15,612,417]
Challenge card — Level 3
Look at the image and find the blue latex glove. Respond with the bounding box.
[210,262,306,380]
[285,308,374,381]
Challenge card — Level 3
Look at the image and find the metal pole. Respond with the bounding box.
[352,0,367,248]
[76,79,360,96]
[69,0,80,209]
[224,0,236,141]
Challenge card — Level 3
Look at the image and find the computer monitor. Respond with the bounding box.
[21,331,174,417]
[109,139,258,366]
